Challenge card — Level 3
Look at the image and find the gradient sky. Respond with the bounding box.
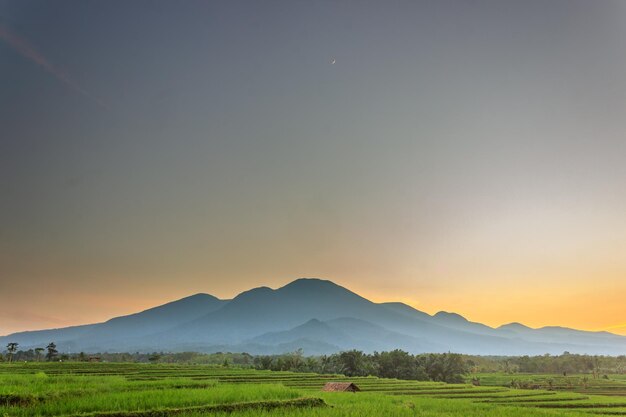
[1,0,625,337]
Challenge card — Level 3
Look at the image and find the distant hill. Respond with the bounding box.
[1,278,624,355]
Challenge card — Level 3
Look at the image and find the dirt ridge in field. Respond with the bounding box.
[64,397,327,417]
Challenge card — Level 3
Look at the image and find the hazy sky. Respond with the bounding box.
[1,0,625,336]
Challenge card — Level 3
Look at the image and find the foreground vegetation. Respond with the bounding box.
[2,362,626,417]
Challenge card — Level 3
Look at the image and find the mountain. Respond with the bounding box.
[154,278,444,346]
[1,293,227,352]
[1,278,624,356]
[247,317,442,354]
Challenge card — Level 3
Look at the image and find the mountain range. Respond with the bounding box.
[1,278,624,356]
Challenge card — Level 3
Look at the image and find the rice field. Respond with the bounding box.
[473,373,626,396]
[1,363,626,416]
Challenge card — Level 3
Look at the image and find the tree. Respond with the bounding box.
[318,355,333,373]
[6,342,18,363]
[285,349,304,371]
[376,349,426,380]
[45,343,58,362]
[305,357,318,372]
[254,355,273,370]
[421,352,467,383]
[35,348,45,362]
[337,350,368,377]
[592,356,601,379]
[502,359,512,373]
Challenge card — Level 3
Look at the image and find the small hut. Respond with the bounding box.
[322,382,360,392]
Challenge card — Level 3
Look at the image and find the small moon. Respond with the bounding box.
[330,58,336,65]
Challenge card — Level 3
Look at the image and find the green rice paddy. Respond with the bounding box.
[473,372,626,396]
[1,363,625,416]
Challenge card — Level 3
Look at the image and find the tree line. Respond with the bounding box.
[1,344,467,383]
[465,352,626,376]
[2,343,625,380]
[2,342,58,362]
[252,349,468,383]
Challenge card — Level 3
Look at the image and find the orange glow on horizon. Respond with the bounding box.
[3,277,624,339]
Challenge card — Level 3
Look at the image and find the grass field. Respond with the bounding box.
[2,363,626,416]
[472,373,626,396]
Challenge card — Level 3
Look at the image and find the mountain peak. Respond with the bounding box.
[233,286,273,300]
[300,318,326,327]
[433,311,468,322]
[282,278,338,289]
[106,292,223,323]
[186,293,220,301]
[379,302,431,321]
[499,322,532,331]
[278,278,360,298]
[230,279,342,302]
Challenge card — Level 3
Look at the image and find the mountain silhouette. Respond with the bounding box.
[1,278,624,355]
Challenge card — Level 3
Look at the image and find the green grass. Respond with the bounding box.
[176,395,606,417]
[2,363,626,417]
[1,382,301,416]
[472,372,626,396]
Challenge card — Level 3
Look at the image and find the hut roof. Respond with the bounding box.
[322,382,360,392]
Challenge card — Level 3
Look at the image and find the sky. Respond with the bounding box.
[1,0,625,337]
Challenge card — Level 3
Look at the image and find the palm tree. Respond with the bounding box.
[45,343,58,362]
[319,355,331,373]
[6,343,18,363]
[35,347,45,362]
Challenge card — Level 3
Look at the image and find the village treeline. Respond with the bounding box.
[3,342,625,382]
